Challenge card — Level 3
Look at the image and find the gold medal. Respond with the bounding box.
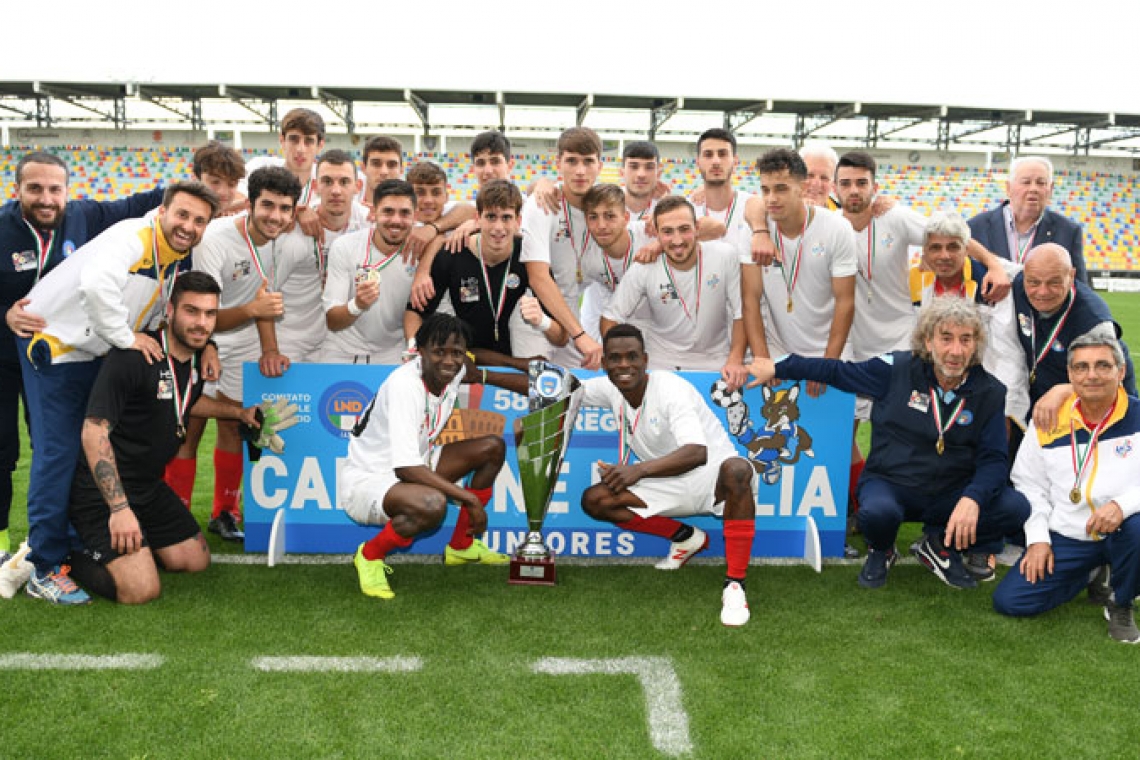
[1029,371,1036,384]
[786,298,794,313]
[177,424,186,441]
[576,267,583,284]
[1070,488,1081,504]
[936,437,945,456]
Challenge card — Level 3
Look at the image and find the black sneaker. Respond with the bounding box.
[208,511,245,542]
[913,533,977,589]
[1104,600,1140,644]
[964,552,996,582]
[1088,565,1112,605]
[858,546,897,589]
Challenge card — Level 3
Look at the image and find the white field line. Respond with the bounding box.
[533,656,692,757]
[251,656,424,673]
[213,553,884,567]
[0,653,163,670]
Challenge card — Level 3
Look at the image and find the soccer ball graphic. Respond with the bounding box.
[709,380,742,408]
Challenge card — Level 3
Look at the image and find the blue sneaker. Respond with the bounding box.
[26,565,92,605]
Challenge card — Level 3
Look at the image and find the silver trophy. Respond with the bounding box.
[509,360,583,585]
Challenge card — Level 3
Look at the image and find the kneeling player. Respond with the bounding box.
[580,324,757,626]
[342,314,518,599]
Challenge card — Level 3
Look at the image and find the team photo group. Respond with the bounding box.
[2,107,1138,641]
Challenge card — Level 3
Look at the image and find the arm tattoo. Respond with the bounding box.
[85,419,127,510]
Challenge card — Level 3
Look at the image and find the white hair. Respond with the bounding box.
[1010,155,1054,180]
[799,143,839,168]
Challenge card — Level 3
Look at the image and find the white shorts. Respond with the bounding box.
[855,396,873,422]
[626,456,751,518]
[318,347,383,365]
[217,348,259,402]
[341,449,445,527]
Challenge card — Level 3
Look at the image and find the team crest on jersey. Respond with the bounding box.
[1018,313,1032,336]
[811,242,826,257]
[1051,340,1065,352]
[506,273,521,289]
[657,283,678,304]
[882,234,896,249]
[957,410,973,426]
[554,217,570,242]
[11,250,36,272]
[908,390,929,413]
[232,260,251,280]
[706,274,721,290]
[459,277,480,303]
[1116,439,1133,458]
[63,241,76,257]
[157,369,174,400]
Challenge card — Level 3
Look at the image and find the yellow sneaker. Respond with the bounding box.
[444,539,509,566]
[354,543,394,599]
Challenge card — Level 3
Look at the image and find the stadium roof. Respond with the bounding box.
[3,81,1140,155]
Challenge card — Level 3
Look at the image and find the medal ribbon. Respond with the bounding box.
[662,245,703,322]
[929,388,967,449]
[773,208,810,305]
[241,217,274,289]
[362,226,403,273]
[476,236,510,336]
[1029,285,1076,380]
[602,235,635,293]
[1069,397,1116,506]
[151,222,178,318]
[422,379,455,442]
[619,401,644,465]
[22,219,56,283]
[1014,226,1037,265]
[561,194,592,278]
[160,329,197,433]
[861,218,876,288]
[703,191,738,228]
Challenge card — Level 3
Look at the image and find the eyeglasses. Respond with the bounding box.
[1069,360,1118,376]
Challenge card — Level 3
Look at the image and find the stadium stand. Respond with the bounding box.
[2,146,1137,272]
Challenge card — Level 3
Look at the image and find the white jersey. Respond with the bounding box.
[750,206,858,357]
[519,189,593,366]
[605,242,741,372]
[849,205,926,361]
[578,222,654,342]
[320,227,417,364]
[23,217,190,364]
[690,189,752,259]
[581,371,738,465]
[192,217,271,354]
[341,357,465,495]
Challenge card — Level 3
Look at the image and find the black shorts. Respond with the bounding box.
[69,480,201,564]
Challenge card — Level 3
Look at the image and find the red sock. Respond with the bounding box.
[164,457,197,510]
[362,523,414,560]
[450,487,492,550]
[213,449,243,519]
[618,514,685,540]
[723,519,755,580]
[848,460,866,516]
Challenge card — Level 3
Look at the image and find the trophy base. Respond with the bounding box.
[508,555,557,586]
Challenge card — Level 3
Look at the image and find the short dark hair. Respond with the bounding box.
[471,131,511,158]
[837,150,877,179]
[16,151,68,185]
[602,322,645,351]
[280,107,325,140]
[163,180,221,219]
[476,180,523,215]
[697,128,736,154]
[372,179,417,208]
[362,135,403,164]
[407,162,448,186]
[651,195,696,226]
[582,184,626,215]
[247,166,302,206]
[756,148,807,180]
[192,141,245,183]
[171,270,221,306]
[623,141,659,162]
[557,126,602,158]
[416,313,472,350]
[318,148,357,172]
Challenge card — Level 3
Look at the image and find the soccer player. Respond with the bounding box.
[187,167,309,541]
[741,149,856,398]
[191,141,246,216]
[470,130,516,189]
[240,107,325,208]
[357,135,405,205]
[601,196,747,387]
[621,141,664,221]
[6,181,218,603]
[315,149,371,261]
[579,323,757,626]
[993,329,1140,643]
[1,150,165,555]
[405,180,565,365]
[749,297,1031,590]
[68,272,260,604]
[321,180,420,364]
[343,314,518,599]
[521,126,606,367]
[689,128,752,255]
[403,161,476,259]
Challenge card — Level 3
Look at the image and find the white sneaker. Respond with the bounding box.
[720,581,750,627]
[0,543,33,600]
[654,527,708,570]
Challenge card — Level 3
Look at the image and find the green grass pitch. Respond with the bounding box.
[1,294,1138,758]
